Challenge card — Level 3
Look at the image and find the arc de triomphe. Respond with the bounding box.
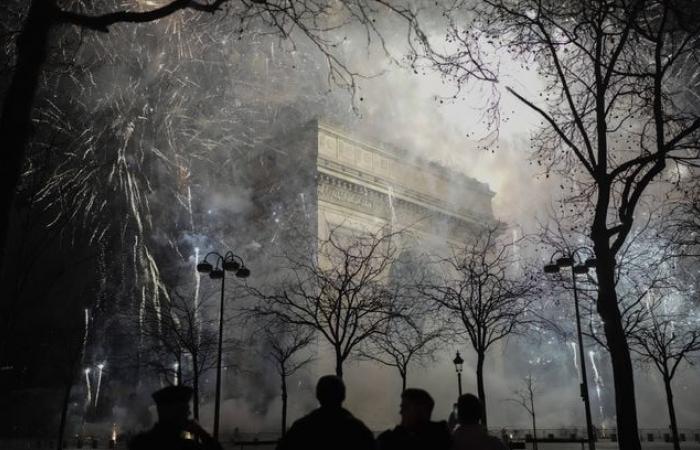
[245,120,498,254]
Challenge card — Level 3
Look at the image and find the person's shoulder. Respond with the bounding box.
[488,435,509,450]
[427,421,452,448]
[347,414,374,436]
[127,430,153,450]
[341,411,375,446]
[377,427,397,441]
[376,427,398,450]
[452,425,485,447]
[293,409,321,426]
[429,420,450,432]
[191,439,215,450]
[284,409,321,439]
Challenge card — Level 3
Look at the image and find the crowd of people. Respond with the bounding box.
[129,375,510,450]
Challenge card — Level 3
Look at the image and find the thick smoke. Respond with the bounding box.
[4,0,699,438]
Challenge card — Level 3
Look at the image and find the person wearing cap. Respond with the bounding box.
[129,385,222,450]
[377,388,451,450]
[276,375,375,450]
[452,393,507,450]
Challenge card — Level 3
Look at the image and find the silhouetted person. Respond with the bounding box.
[276,375,375,450]
[452,394,507,450]
[129,385,221,450]
[377,388,451,450]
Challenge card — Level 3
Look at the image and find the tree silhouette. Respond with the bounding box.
[508,374,539,450]
[629,298,700,450]
[363,314,443,392]
[133,289,223,420]
[419,227,538,427]
[258,323,314,435]
[249,225,403,379]
[425,2,700,447]
[362,248,444,392]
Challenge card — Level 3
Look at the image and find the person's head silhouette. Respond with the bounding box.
[151,385,193,428]
[400,388,434,428]
[316,375,345,408]
[457,393,483,425]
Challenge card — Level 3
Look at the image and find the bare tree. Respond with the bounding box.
[362,249,444,392]
[419,227,538,427]
[363,315,443,392]
[660,180,700,263]
[508,374,539,450]
[568,217,700,450]
[539,213,680,348]
[424,2,700,447]
[249,225,402,379]
[629,298,700,450]
[258,323,314,435]
[586,224,681,347]
[136,289,221,420]
[542,214,699,444]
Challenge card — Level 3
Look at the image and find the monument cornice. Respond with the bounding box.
[317,157,494,229]
[316,120,495,199]
[316,171,493,236]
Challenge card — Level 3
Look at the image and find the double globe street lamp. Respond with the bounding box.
[544,249,596,450]
[197,251,250,440]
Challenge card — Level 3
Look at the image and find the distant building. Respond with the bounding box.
[244,120,497,254]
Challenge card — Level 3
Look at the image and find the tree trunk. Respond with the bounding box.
[192,352,200,420]
[476,351,487,428]
[0,0,54,271]
[281,374,288,436]
[593,234,641,450]
[335,350,343,379]
[531,410,538,450]
[176,353,182,385]
[663,376,681,450]
[57,378,72,450]
[401,372,406,393]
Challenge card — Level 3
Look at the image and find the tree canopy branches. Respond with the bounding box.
[248,225,404,378]
[425,2,700,447]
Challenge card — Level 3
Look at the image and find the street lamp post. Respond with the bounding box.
[197,251,250,440]
[544,249,597,450]
[453,351,464,397]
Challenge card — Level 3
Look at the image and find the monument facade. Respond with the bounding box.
[246,120,497,251]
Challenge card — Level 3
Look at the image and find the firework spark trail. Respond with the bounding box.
[187,185,195,231]
[94,363,105,408]
[589,350,605,419]
[387,185,397,225]
[81,309,90,364]
[84,368,92,408]
[30,0,362,393]
[569,341,579,373]
[137,236,146,355]
[144,245,169,332]
[193,246,202,342]
[95,244,108,310]
[299,192,309,220]
[113,121,144,235]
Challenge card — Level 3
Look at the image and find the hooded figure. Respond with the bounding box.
[276,375,375,450]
